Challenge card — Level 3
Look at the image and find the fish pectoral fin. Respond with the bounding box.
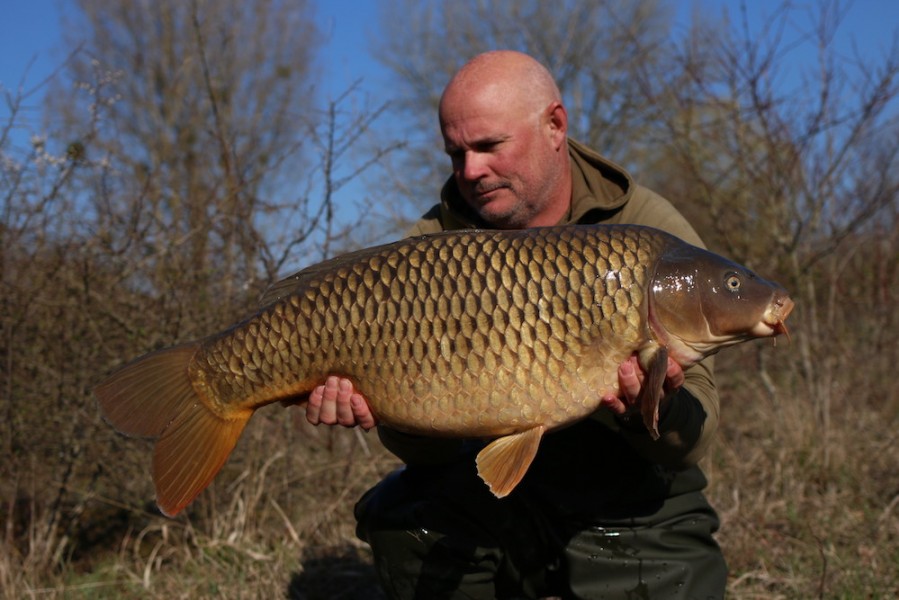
[636,345,669,440]
[475,426,545,498]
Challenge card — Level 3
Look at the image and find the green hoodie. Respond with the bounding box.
[382,139,719,497]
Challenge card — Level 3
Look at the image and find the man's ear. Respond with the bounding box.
[546,101,568,150]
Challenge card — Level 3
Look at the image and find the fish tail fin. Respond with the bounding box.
[95,343,251,517]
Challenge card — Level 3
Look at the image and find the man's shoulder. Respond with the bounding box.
[618,185,705,248]
[406,205,444,237]
[407,196,481,237]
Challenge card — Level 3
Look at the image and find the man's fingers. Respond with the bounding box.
[334,378,357,426]
[618,357,643,404]
[321,376,343,424]
[307,376,340,425]
[306,383,325,424]
[600,393,627,415]
[306,376,377,429]
[619,356,685,404]
[665,358,685,390]
[351,394,377,430]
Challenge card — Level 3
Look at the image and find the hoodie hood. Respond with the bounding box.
[566,138,634,224]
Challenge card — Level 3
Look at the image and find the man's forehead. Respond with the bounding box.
[441,111,513,149]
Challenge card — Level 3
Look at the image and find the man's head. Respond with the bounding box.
[439,51,571,229]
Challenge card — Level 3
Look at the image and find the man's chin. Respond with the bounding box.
[466,192,526,226]
[475,207,529,229]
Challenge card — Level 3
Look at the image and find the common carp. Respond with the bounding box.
[95,224,793,516]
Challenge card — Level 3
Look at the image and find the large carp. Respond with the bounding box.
[96,224,793,516]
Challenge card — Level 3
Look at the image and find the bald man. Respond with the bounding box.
[308,51,727,599]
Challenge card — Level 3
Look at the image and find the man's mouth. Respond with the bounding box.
[472,183,508,201]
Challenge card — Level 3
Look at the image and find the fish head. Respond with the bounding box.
[648,243,794,364]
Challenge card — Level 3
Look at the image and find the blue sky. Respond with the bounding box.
[3,0,896,116]
[0,0,385,113]
[2,1,894,260]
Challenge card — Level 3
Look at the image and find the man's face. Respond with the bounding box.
[440,88,565,229]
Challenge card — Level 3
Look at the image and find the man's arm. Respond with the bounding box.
[610,185,720,467]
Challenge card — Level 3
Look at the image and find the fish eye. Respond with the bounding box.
[725,273,741,292]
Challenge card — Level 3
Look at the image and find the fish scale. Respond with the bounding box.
[196,226,654,436]
[95,223,793,516]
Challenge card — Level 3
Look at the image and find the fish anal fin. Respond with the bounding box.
[637,345,669,440]
[475,426,545,498]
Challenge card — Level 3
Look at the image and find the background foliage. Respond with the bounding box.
[2,0,897,597]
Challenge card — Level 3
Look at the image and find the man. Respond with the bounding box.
[308,51,727,599]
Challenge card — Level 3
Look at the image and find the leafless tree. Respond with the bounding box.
[371,0,675,221]
[47,0,324,317]
[2,0,400,583]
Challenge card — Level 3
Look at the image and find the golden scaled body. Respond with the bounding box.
[194,226,659,437]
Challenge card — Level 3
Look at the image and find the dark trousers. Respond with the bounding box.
[355,458,727,599]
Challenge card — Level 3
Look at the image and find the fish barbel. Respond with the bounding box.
[95,224,793,516]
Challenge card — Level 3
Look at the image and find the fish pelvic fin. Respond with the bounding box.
[475,426,545,498]
[637,345,669,440]
[94,342,251,517]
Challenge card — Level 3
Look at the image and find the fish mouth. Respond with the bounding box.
[754,295,795,341]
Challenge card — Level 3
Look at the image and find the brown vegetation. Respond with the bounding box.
[1,0,897,597]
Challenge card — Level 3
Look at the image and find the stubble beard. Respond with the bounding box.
[471,189,537,229]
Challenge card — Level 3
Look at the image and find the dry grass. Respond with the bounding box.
[2,350,897,599]
[707,348,899,598]
[1,415,396,600]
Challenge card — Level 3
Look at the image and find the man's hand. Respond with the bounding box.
[305,355,685,430]
[599,355,685,415]
[306,376,377,430]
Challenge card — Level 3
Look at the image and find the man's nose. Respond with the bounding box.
[460,151,489,181]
